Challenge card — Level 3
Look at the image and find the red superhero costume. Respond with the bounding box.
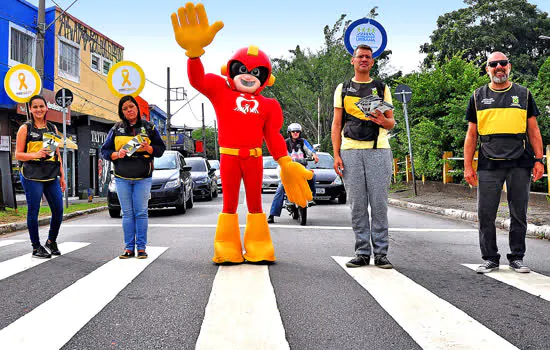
[171,3,312,263]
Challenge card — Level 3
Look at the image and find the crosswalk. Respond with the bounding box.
[0,240,549,349]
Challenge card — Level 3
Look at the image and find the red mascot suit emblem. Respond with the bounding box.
[171,3,312,263]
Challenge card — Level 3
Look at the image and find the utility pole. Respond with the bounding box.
[201,103,206,158]
[35,0,46,89]
[213,120,218,160]
[317,96,321,145]
[166,67,171,150]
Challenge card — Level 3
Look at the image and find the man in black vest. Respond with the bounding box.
[331,44,395,269]
[464,51,545,274]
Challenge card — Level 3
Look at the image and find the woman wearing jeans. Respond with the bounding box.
[101,96,165,259]
[15,95,66,258]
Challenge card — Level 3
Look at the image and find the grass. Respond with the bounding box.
[0,202,106,225]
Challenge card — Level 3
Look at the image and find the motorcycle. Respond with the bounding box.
[283,156,314,226]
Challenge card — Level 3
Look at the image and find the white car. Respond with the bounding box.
[208,159,222,192]
[262,156,280,193]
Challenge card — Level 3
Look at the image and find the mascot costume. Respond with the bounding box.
[171,3,312,264]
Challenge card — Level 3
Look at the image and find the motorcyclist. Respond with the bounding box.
[268,123,319,223]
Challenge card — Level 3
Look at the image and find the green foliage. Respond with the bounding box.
[191,127,218,159]
[421,0,550,81]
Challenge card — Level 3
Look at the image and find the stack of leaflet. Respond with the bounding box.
[42,132,61,158]
[122,134,145,156]
[354,95,394,117]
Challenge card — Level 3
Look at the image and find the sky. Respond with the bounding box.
[27,0,550,128]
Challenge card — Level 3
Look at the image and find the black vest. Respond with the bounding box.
[111,121,155,179]
[20,121,61,181]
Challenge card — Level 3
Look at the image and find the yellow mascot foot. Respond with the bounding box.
[243,212,276,262]
[212,213,244,264]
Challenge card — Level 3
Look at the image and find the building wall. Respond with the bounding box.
[53,10,123,123]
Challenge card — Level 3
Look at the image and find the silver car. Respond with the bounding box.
[262,156,280,193]
[208,159,222,192]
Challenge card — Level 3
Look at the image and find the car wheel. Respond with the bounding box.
[109,209,120,218]
[186,188,194,209]
[212,184,218,198]
[175,203,186,214]
[338,193,347,204]
[298,206,307,226]
[206,187,213,201]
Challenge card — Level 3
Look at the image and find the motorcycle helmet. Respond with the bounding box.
[287,123,302,135]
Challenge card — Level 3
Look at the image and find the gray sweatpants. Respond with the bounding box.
[341,148,392,256]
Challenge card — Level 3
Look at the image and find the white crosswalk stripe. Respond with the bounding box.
[0,240,26,248]
[462,263,550,301]
[196,264,289,350]
[333,256,518,350]
[0,246,168,350]
[0,242,90,282]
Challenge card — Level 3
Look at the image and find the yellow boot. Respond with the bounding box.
[243,213,276,262]
[213,213,244,264]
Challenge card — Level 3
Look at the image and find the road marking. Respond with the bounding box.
[62,224,476,232]
[333,256,518,350]
[0,246,168,350]
[0,240,26,248]
[0,242,90,282]
[196,264,289,350]
[462,264,550,301]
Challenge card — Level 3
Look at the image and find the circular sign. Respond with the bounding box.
[3,64,42,103]
[344,18,387,58]
[107,61,145,98]
[55,88,74,107]
[394,84,412,103]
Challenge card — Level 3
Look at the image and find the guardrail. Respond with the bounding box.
[393,155,412,183]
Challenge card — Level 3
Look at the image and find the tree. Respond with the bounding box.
[421,0,550,81]
[192,127,217,159]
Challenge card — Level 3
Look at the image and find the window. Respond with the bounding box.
[58,38,80,82]
[9,22,35,67]
[102,58,112,75]
[91,53,100,72]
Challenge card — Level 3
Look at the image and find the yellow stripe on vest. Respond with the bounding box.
[477,108,527,135]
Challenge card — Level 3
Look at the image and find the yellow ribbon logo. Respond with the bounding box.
[121,69,132,87]
[18,73,28,90]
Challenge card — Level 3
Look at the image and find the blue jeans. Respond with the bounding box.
[20,175,63,249]
[269,173,316,217]
[115,177,152,252]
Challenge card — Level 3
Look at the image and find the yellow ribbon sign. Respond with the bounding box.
[121,69,131,87]
[18,73,28,90]
[107,61,145,98]
[4,64,42,103]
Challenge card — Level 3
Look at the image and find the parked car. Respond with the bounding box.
[107,150,194,218]
[307,152,346,204]
[262,156,280,193]
[208,159,222,192]
[186,157,218,200]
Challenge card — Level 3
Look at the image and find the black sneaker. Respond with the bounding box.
[119,250,135,259]
[374,255,393,269]
[45,240,61,256]
[476,260,499,274]
[509,260,530,273]
[308,201,316,207]
[32,246,51,259]
[267,215,275,224]
[346,255,370,267]
[137,250,148,259]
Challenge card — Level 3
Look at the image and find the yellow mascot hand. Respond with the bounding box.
[278,156,313,208]
[170,3,224,58]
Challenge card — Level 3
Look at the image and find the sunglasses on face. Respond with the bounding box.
[291,131,301,134]
[487,60,509,68]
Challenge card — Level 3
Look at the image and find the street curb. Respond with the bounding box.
[0,206,108,235]
[388,198,550,240]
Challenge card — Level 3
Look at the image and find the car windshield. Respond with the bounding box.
[186,158,207,172]
[308,154,334,169]
[154,154,178,170]
[208,160,220,170]
[263,157,278,169]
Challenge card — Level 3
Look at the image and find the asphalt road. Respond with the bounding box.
[1,189,549,350]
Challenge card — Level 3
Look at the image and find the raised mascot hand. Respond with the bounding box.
[170,2,224,58]
[278,156,313,208]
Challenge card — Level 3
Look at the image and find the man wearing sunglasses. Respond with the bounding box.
[464,51,544,274]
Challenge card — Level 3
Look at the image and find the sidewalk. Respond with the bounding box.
[388,181,550,240]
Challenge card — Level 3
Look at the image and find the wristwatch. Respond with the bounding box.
[534,158,545,165]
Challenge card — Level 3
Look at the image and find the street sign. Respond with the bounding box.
[395,84,412,104]
[107,61,146,98]
[344,18,388,58]
[55,88,73,107]
[3,64,42,103]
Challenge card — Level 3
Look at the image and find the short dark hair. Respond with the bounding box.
[118,95,142,128]
[353,44,373,57]
[28,95,48,125]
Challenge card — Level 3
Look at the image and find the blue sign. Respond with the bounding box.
[344,18,387,58]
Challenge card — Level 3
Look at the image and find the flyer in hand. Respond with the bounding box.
[122,134,145,156]
[355,95,394,118]
[42,132,61,157]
